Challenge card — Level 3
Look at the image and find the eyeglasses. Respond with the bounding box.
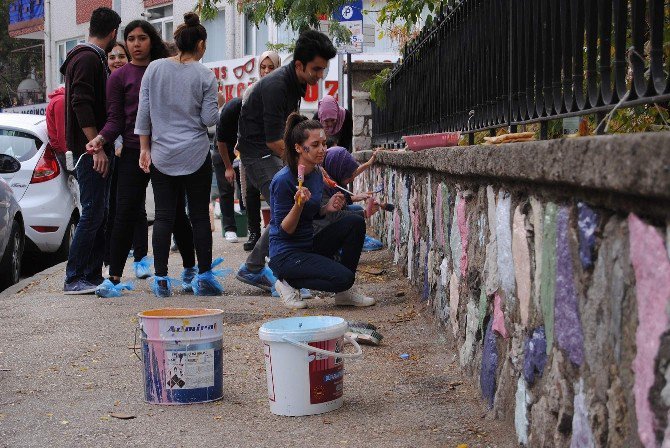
[233,58,255,79]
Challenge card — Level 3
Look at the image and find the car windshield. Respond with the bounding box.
[0,128,42,162]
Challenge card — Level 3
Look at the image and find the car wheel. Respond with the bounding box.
[52,214,77,263]
[0,220,24,290]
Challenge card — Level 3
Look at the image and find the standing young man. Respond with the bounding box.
[61,7,121,294]
[214,96,241,243]
[235,30,337,292]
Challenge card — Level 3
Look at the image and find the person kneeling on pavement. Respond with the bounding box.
[268,113,375,309]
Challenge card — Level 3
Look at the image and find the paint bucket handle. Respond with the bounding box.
[281,335,363,359]
[133,327,142,361]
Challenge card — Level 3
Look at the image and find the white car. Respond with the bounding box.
[0,113,79,263]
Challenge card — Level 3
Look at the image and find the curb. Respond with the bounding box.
[0,260,67,298]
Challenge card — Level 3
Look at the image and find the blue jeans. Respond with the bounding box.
[65,151,113,284]
[269,214,365,293]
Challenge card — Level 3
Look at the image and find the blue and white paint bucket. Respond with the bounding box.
[138,308,224,405]
[259,316,363,416]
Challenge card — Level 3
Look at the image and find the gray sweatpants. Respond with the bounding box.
[243,155,283,272]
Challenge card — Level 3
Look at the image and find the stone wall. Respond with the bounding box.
[353,133,670,447]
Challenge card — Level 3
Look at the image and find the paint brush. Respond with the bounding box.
[297,164,305,205]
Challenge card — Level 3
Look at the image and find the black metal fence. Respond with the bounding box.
[372,0,670,146]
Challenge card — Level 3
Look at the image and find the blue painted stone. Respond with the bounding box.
[555,206,585,366]
[523,327,547,386]
[577,202,598,269]
[481,319,498,408]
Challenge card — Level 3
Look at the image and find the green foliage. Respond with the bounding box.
[361,67,391,108]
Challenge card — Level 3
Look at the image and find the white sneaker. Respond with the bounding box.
[334,287,376,307]
[275,280,307,309]
[224,231,239,243]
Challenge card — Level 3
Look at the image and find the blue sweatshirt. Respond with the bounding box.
[269,166,323,257]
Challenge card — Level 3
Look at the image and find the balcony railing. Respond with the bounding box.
[371,0,670,145]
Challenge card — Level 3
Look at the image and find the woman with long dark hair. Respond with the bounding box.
[136,13,223,297]
[91,20,197,297]
[267,113,375,309]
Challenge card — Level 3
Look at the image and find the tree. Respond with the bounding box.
[198,0,442,40]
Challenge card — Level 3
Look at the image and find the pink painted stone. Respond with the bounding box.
[513,206,532,327]
[436,186,444,248]
[628,213,670,448]
[458,193,469,278]
[493,292,509,339]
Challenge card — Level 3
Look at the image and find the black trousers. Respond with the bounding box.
[109,148,195,278]
[105,154,148,267]
[151,153,212,277]
[212,157,236,233]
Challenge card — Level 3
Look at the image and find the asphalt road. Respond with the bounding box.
[0,222,516,448]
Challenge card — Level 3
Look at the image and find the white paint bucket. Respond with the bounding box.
[258,316,363,416]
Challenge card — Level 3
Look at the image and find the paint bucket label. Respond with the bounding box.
[164,349,215,390]
[308,338,344,404]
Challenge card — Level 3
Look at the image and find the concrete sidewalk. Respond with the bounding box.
[0,223,516,448]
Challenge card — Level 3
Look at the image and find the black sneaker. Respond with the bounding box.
[243,232,260,251]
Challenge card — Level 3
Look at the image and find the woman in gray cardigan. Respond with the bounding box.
[136,12,223,297]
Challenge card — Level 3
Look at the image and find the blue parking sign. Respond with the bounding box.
[333,0,363,22]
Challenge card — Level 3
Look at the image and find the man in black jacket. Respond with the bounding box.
[61,7,121,294]
[235,30,337,293]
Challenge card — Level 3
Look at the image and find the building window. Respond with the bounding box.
[57,37,84,84]
[146,4,174,42]
[244,15,268,55]
[202,11,226,63]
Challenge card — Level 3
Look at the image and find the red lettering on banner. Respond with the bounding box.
[213,67,219,79]
[224,85,234,102]
[325,81,339,101]
[304,84,318,102]
[237,82,247,97]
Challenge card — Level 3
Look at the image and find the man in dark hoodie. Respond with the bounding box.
[61,7,121,294]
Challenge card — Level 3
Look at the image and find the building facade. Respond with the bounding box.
[22,0,400,104]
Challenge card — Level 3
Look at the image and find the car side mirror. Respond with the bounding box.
[0,154,20,174]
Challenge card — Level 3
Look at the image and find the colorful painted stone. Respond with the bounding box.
[478,288,488,333]
[555,206,585,366]
[530,197,544,310]
[570,379,595,448]
[523,327,547,386]
[435,185,444,248]
[442,184,451,255]
[628,213,670,448]
[515,377,530,446]
[449,271,460,336]
[460,300,479,366]
[450,194,462,278]
[513,205,532,327]
[481,319,498,409]
[577,202,598,269]
[540,203,558,355]
[422,241,430,301]
[427,174,433,244]
[458,193,469,278]
[493,292,509,339]
[496,190,516,304]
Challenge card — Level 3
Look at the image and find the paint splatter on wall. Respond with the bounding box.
[513,205,532,327]
[540,203,558,355]
[481,320,498,409]
[577,202,598,269]
[496,190,516,305]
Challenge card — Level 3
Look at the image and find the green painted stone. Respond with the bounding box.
[540,203,558,355]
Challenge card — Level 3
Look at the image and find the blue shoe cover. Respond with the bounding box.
[95,279,134,298]
[133,256,153,279]
[181,267,198,292]
[150,276,174,298]
[362,235,383,252]
[191,271,225,296]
